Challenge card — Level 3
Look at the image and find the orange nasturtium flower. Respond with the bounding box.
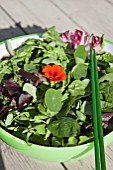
[42,64,67,83]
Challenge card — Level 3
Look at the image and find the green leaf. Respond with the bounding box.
[45,88,62,112]
[99,73,113,83]
[24,63,36,72]
[23,83,37,101]
[71,63,88,79]
[81,101,93,115]
[47,117,80,137]
[34,115,49,123]
[42,58,61,65]
[52,137,61,147]
[67,136,78,146]
[100,101,113,112]
[34,124,46,134]
[74,45,87,64]
[42,26,66,46]
[76,111,86,122]
[5,113,13,126]
[79,136,90,144]
[97,52,113,63]
[6,40,15,56]
[68,79,90,99]
[100,82,113,103]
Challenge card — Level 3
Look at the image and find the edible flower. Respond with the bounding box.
[42,64,67,83]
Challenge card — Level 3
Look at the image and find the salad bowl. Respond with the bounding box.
[0,29,113,162]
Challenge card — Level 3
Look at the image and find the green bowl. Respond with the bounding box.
[0,35,113,162]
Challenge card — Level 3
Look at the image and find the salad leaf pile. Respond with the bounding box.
[0,26,113,147]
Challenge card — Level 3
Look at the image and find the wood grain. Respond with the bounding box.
[50,0,113,40]
[0,7,24,41]
[0,140,65,170]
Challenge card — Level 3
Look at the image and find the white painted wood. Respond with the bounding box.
[64,144,113,170]
[0,140,65,170]
[50,0,113,41]
[0,7,24,41]
[0,0,46,34]
[0,0,78,33]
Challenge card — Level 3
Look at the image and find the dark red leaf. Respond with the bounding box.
[102,112,113,122]
[102,112,113,131]
[18,93,33,110]
[0,106,11,120]
[2,78,21,98]
[19,69,46,86]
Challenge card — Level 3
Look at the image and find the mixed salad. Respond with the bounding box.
[0,27,113,147]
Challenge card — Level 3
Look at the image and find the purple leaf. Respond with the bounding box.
[19,69,46,86]
[60,29,102,51]
[102,112,113,131]
[18,93,33,110]
[2,78,21,97]
[102,112,113,122]
[0,106,11,120]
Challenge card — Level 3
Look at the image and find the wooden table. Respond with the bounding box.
[0,0,113,169]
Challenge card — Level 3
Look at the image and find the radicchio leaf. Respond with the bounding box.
[19,69,46,86]
[91,34,102,48]
[18,93,33,110]
[60,29,102,51]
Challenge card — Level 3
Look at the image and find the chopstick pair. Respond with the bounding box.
[90,44,106,170]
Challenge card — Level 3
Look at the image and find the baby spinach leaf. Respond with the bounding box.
[34,124,46,135]
[71,63,88,79]
[24,63,36,72]
[68,79,90,99]
[79,136,90,144]
[76,111,86,122]
[81,101,93,116]
[42,58,61,65]
[47,117,80,137]
[67,136,78,146]
[74,45,87,64]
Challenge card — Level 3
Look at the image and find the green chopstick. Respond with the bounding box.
[90,44,106,170]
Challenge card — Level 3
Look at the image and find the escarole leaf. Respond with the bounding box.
[68,79,90,99]
[47,117,80,137]
[42,26,66,46]
[45,88,62,112]
[74,45,87,64]
[100,82,113,103]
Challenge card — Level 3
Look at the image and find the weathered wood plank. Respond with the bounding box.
[0,1,46,34]
[0,0,78,33]
[0,7,24,41]
[50,0,113,41]
[0,140,65,170]
[63,143,113,170]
